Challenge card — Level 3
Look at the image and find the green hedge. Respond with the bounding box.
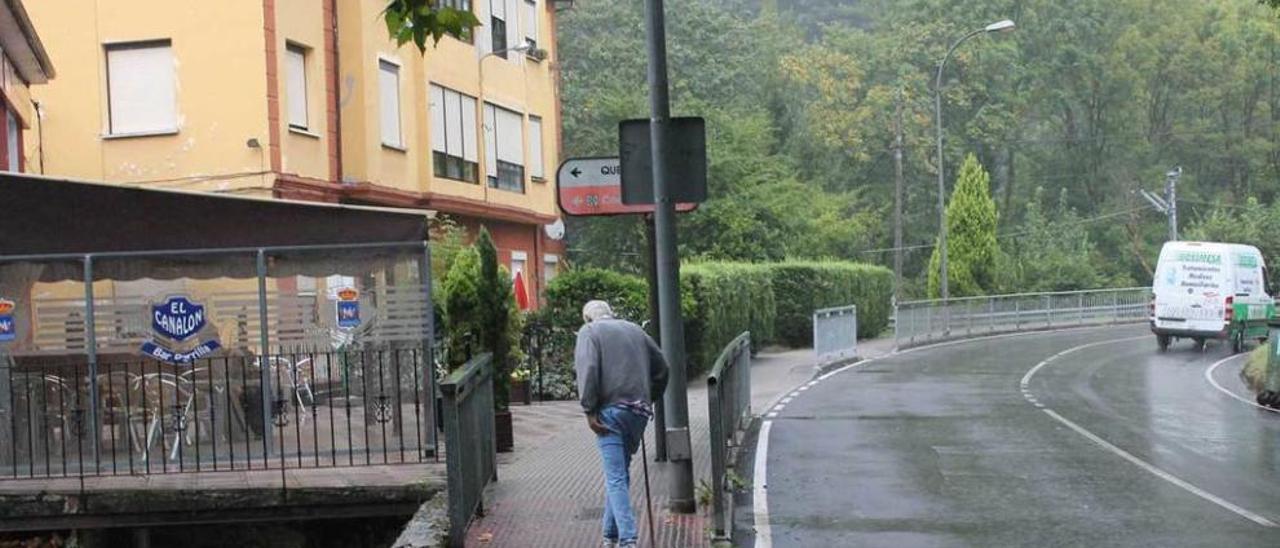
[533,261,891,392]
[768,261,893,347]
[683,263,776,376]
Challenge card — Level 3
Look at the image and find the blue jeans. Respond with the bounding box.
[596,405,649,543]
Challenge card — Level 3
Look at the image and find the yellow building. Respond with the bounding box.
[0,0,54,174]
[26,0,564,300]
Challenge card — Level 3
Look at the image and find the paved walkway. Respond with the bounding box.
[463,340,891,547]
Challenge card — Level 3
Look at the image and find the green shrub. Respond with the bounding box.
[683,262,776,376]
[1245,343,1268,393]
[532,268,650,400]
[769,261,893,346]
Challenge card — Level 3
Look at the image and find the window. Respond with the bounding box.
[6,109,18,172]
[285,44,309,130]
[484,103,525,193]
[523,0,538,50]
[543,254,559,284]
[440,0,474,42]
[528,115,544,180]
[490,0,508,55]
[105,41,177,136]
[430,84,479,183]
[511,251,527,281]
[379,60,402,148]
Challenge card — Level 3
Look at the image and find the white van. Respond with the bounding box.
[1150,241,1274,352]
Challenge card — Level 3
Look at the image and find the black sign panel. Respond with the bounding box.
[618,117,708,205]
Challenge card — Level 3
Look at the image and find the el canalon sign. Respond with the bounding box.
[0,298,15,343]
[141,295,221,365]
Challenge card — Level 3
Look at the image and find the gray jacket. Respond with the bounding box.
[573,318,669,415]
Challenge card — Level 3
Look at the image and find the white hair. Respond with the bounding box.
[582,300,615,323]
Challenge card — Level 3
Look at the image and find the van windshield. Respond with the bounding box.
[1159,250,1226,295]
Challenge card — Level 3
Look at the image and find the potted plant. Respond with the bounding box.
[510,366,533,405]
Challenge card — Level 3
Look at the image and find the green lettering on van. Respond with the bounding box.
[1176,251,1222,264]
[1237,255,1259,268]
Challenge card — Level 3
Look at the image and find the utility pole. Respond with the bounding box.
[1166,166,1180,241]
[893,88,905,301]
[643,0,695,513]
[1137,165,1182,242]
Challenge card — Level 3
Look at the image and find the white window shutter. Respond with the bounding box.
[524,1,537,44]
[506,0,519,55]
[461,97,479,163]
[483,103,498,175]
[496,107,523,166]
[429,85,446,153]
[378,61,401,146]
[445,90,463,157]
[107,44,177,135]
[529,116,543,178]
[285,47,308,129]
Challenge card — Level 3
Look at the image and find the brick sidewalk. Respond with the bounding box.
[463,347,836,547]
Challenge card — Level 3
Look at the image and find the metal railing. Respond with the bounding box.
[440,352,496,548]
[0,345,437,479]
[707,332,752,540]
[813,305,858,366]
[894,287,1150,350]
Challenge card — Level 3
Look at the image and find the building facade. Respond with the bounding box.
[25,0,564,302]
[0,0,53,174]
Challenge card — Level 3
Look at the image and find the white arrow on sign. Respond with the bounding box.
[558,157,621,188]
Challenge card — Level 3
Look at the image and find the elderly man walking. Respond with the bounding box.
[575,300,669,548]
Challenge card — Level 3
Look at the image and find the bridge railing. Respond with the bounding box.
[894,287,1150,350]
[440,352,496,547]
[706,331,752,541]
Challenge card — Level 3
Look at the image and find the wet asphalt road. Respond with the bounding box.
[736,326,1280,547]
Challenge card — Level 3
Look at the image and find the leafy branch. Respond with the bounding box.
[383,0,482,52]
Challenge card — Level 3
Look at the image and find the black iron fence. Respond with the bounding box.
[706,331,752,541]
[1,344,436,478]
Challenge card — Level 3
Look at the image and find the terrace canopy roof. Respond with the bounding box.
[0,173,432,281]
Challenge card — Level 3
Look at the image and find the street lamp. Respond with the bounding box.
[934,19,1014,301]
[477,42,546,198]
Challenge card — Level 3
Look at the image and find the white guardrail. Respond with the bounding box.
[893,287,1151,350]
[813,305,858,366]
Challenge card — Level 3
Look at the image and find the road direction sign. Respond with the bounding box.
[557,156,696,216]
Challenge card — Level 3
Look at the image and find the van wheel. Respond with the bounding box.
[1157,334,1171,352]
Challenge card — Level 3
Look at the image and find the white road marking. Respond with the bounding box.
[1204,354,1279,414]
[1041,407,1276,527]
[798,386,810,391]
[1023,336,1277,528]
[753,324,1150,547]
[753,420,774,548]
[781,397,794,404]
[774,404,786,412]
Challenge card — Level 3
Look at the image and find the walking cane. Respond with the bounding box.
[640,433,656,546]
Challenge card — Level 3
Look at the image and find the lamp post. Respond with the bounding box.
[934,19,1014,301]
[477,43,544,198]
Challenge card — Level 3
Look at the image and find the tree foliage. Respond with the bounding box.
[928,154,999,297]
[558,0,1280,297]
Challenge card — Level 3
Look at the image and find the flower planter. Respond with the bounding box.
[510,379,532,405]
[495,410,514,453]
